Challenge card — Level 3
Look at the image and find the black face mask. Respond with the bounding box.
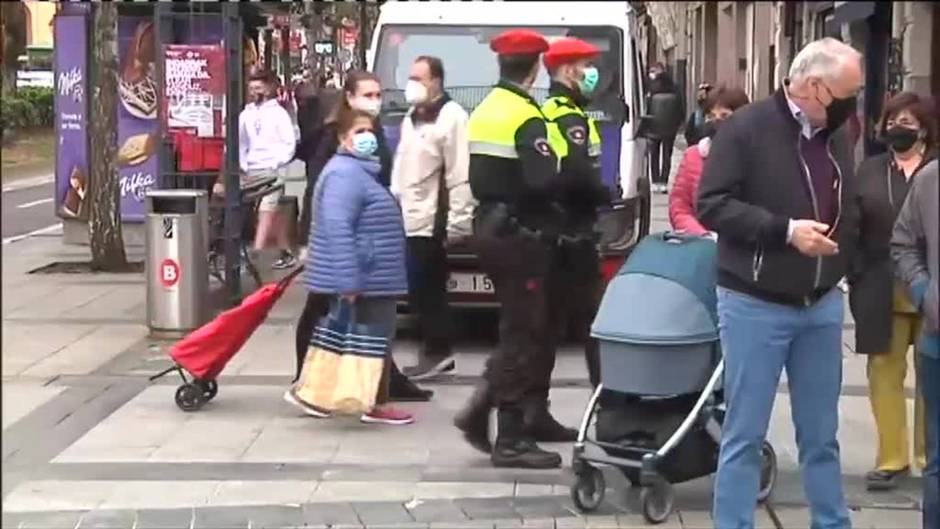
[883,126,920,153]
[824,95,856,131]
[700,120,723,139]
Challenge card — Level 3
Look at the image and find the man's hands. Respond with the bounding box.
[340,293,359,303]
[789,220,839,257]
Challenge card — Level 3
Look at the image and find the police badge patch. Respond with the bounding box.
[533,138,552,156]
[567,126,587,145]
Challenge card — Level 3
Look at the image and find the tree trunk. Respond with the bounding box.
[88,1,128,271]
[1,2,28,97]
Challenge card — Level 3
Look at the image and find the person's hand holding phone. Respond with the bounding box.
[789,220,839,257]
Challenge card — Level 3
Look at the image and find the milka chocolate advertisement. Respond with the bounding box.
[117,16,159,222]
[54,15,89,220]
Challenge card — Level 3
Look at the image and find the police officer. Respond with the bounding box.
[454,29,567,469]
[539,37,609,394]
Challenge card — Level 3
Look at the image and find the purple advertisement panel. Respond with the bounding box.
[54,16,90,220]
[117,16,159,222]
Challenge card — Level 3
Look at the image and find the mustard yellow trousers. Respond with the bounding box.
[868,310,926,471]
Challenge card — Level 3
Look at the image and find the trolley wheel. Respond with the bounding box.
[640,481,674,525]
[198,379,218,401]
[570,465,605,512]
[175,384,206,412]
[757,441,778,503]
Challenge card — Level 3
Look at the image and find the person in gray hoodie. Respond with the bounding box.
[891,158,939,529]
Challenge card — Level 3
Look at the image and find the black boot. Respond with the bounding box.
[389,361,433,402]
[454,381,493,454]
[523,397,577,443]
[491,407,562,469]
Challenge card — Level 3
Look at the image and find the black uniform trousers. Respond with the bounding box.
[526,238,602,398]
[406,236,453,359]
[474,218,602,408]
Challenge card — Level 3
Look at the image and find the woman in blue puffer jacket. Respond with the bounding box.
[286,107,413,426]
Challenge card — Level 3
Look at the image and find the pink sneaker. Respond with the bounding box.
[361,406,414,425]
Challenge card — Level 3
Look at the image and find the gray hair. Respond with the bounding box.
[788,38,862,83]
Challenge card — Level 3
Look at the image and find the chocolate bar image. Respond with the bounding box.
[119,21,157,119]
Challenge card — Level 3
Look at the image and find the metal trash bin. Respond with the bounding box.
[146,189,209,336]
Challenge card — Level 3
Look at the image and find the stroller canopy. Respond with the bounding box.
[592,232,718,345]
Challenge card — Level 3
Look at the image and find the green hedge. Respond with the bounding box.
[0,87,55,134]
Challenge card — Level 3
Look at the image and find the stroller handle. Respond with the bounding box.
[662,231,711,244]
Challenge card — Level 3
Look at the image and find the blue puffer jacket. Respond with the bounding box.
[304,151,408,297]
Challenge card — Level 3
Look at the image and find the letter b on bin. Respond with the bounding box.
[146,190,209,336]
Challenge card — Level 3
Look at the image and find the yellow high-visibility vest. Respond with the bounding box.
[542,95,602,158]
[468,86,568,162]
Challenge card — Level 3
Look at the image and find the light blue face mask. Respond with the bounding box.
[578,66,600,96]
[351,131,378,157]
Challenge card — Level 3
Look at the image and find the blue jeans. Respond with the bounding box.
[714,287,850,529]
[922,353,940,529]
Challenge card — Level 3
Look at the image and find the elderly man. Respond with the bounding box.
[391,56,474,381]
[697,38,863,528]
[892,159,939,529]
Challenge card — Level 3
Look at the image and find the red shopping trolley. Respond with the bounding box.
[150,266,303,411]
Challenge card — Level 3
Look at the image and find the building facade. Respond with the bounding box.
[635,1,938,157]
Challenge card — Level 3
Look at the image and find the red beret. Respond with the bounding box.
[543,38,600,70]
[489,30,549,56]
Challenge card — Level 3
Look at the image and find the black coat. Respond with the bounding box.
[697,88,859,304]
[849,151,935,354]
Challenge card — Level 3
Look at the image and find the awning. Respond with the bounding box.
[832,1,876,25]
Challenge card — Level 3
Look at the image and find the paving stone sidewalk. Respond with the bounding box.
[1,160,926,528]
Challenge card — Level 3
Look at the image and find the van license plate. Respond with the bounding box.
[447,273,494,294]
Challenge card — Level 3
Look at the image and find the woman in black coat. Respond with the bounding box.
[292,71,430,402]
[850,92,937,491]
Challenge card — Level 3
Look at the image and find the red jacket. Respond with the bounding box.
[668,141,709,235]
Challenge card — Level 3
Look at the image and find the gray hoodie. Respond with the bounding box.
[891,159,939,358]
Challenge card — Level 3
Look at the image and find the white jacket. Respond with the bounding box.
[238,99,296,172]
[391,98,475,238]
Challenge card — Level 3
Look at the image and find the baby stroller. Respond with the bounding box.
[569,232,777,524]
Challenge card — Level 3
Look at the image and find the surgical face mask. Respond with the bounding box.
[404,80,428,104]
[351,131,378,157]
[578,66,599,96]
[883,125,921,153]
[351,97,382,117]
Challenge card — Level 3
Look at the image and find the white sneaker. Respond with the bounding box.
[282,389,330,418]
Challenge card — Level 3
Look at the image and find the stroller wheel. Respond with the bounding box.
[570,465,605,512]
[757,441,778,503]
[198,379,218,401]
[640,481,674,524]
[175,384,206,412]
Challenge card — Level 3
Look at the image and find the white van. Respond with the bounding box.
[368,1,652,308]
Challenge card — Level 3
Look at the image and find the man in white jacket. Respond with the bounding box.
[391,56,475,380]
[239,69,297,269]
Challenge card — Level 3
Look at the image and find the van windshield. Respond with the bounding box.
[373,24,624,124]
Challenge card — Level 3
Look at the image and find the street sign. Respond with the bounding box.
[313,40,335,56]
[159,258,181,288]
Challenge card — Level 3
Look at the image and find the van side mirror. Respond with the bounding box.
[636,114,656,139]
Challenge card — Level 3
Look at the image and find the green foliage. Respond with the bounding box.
[0,86,54,133]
